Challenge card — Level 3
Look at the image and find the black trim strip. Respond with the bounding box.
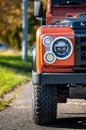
[32,72,86,85]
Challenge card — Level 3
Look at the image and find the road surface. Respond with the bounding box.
[0,82,86,130]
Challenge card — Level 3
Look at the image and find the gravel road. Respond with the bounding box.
[0,82,86,130]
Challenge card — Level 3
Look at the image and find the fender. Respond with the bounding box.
[31,44,36,71]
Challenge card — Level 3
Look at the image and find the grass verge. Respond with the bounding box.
[0,83,25,111]
[0,97,15,111]
[0,51,32,111]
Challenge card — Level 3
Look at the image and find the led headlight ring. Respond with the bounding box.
[52,37,73,60]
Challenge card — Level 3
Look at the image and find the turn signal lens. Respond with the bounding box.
[44,52,56,64]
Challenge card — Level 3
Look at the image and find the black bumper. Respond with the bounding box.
[32,72,86,85]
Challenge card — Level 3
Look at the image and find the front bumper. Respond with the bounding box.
[32,72,86,85]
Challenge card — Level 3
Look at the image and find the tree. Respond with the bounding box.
[0,0,22,48]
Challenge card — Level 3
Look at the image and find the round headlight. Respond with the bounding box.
[44,52,56,64]
[52,37,73,60]
[43,36,53,46]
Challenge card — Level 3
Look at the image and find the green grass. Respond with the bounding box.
[0,85,24,111]
[0,98,15,111]
[0,52,32,97]
[0,100,11,111]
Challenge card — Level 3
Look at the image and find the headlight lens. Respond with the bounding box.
[52,37,73,60]
[44,52,56,64]
[43,36,53,46]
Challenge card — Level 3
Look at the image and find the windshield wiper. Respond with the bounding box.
[60,0,86,5]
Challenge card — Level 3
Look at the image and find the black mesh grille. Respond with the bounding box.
[81,36,86,63]
[74,29,86,72]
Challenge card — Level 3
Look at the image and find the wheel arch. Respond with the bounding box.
[31,44,36,71]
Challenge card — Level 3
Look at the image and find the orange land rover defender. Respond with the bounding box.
[31,0,86,125]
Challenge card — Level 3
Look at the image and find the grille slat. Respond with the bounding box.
[81,44,86,46]
[80,35,86,63]
[74,29,86,71]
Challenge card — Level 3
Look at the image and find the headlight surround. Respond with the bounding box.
[43,36,53,46]
[44,52,56,64]
[52,37,73,60]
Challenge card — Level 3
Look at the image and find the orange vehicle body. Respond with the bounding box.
[36,27,75,72]
[32,0,86,125]
[35,0,86,73]
[46,1,86,24]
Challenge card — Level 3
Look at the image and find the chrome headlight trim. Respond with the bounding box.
[52,36,73,60]
[44,52,56,64]
[43,36,53,46]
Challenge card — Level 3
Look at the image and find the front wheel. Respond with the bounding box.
[32,84,57,125]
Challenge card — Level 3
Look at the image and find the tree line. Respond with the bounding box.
[0,0,23,49]
[0,0,47,49]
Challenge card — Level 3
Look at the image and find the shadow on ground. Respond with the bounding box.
[46,116,86,129]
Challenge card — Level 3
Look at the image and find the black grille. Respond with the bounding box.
[74,29,86,72]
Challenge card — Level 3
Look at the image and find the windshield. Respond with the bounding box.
[51,0,86,5]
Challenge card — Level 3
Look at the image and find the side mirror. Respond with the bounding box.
[34,1,43,17]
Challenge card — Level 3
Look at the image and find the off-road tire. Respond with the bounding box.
[32,84,57,125]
